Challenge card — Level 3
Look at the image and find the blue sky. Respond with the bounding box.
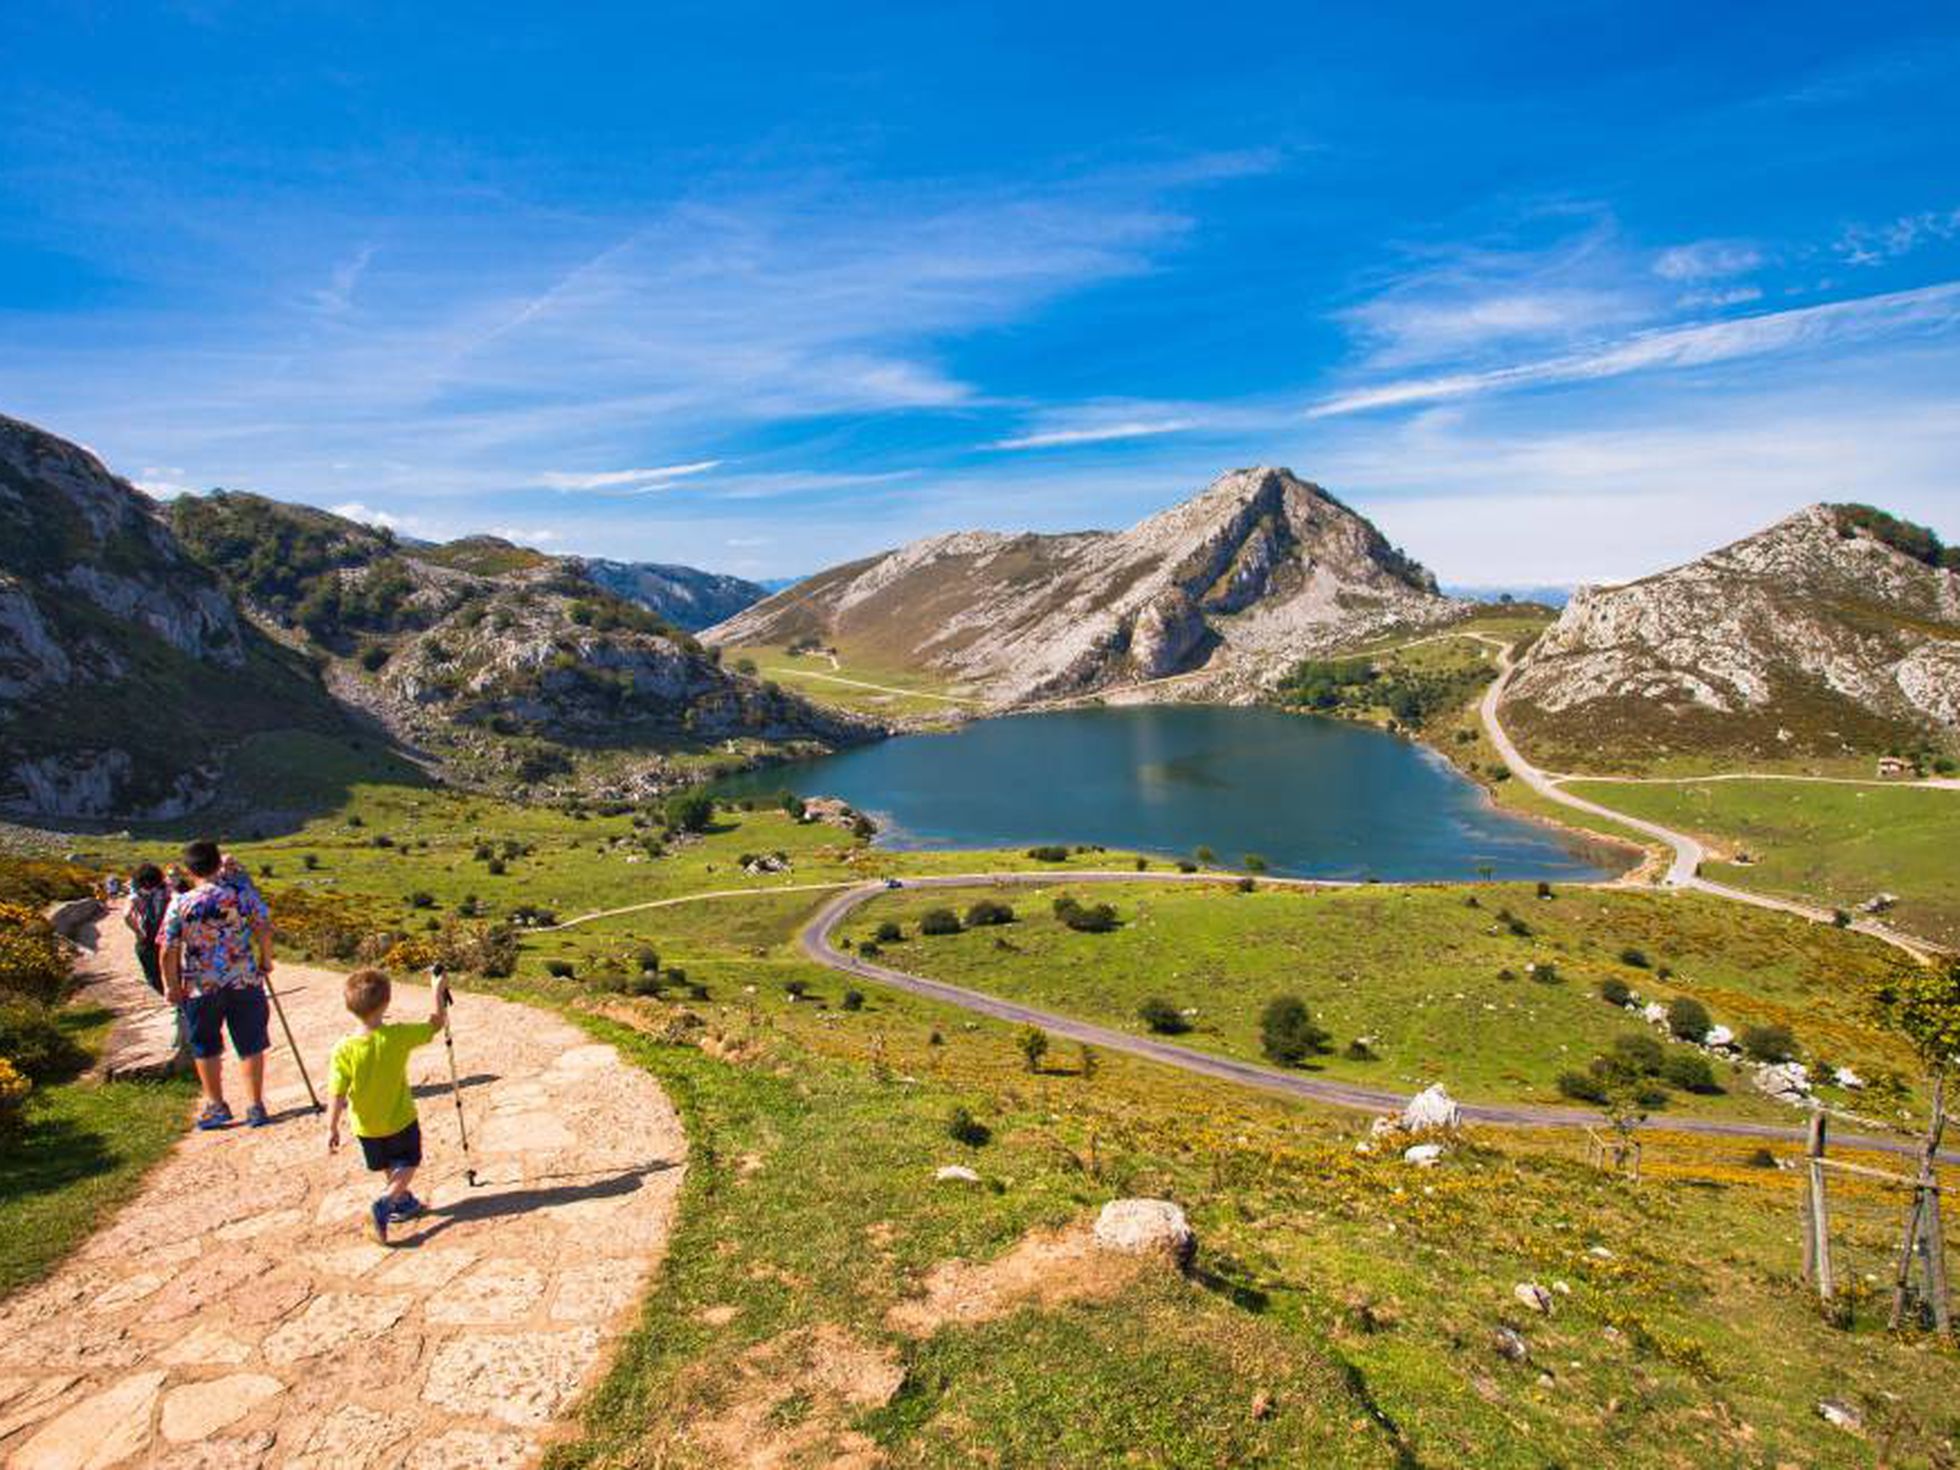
[2,2,1957,584]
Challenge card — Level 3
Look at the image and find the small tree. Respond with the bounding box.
[1599,977,1632,1007]
[1018,1026,1049,1073]
[1243,853,1269,874]
[1194,845,1217,866]
[919,908,962,936]
[1741,1023,1795,1062]
[1259,995,1329,1066]
[874,919,903,943]
[663,790,715,834]
[1666,996,1711,1042]
[1139,997,1188,1034]
[1077,1042,1099,1081]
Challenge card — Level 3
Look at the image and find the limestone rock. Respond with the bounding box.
[1513,1283,1554,1314]
[159,1373,284,1443]
[9,1369,165,1470]
[1093,1199,1196,1270]
[935,1165,982,1184]
[1400,1084,1461,1134]
[1403,1143,1446,1167]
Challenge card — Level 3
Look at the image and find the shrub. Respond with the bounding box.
[1666,996,1711,1042]
[689,982,711,1001]
[1619,946,1650,968]
[544,959,576,979]
[1236,877,1257,893]
[1497,908,1532,937]
[1194,845,1216,865]
[1018,1026,1049,1072]
[785,979,808,999]
[1139,997,1188,1034]
[1746,1146,1779,1169]
[1344,1038,1377,1062]
[1026,845,1071,862]
[664,791,716,834]
[627,971,664,997]
[1661,1052,1720,1093]
[1599,977,1631,1007]
[0,908,72,1006]
[635,945,661,973]
[1053,896,1118,933]
[1832,908,1852,928]
[1259,995,1329,1066]
[486,857,507,876]
[301,853,320,871]
[859,941,882,959]
[0,1000,87,1082]
[407,890,435,910]
[1243,854,1269,873]
[1634,1082,1671,1109]
[964,899,1015,927]
[873,920,903,943]
[946,1105,991,1146]
[1536,880,1554,899]
[1556,1069,1608,1103]
[919,908,962,937]
[1610,1033,1665,1075]
[841,989,864,1012]
[473,842,494,862]
[1742,1023,1796,1063]
[1132,856,1148,871]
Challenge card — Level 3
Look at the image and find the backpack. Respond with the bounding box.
[133,886,171,945]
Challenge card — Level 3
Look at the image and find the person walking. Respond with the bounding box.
[161,839,276,1130]
[123,864,171,997]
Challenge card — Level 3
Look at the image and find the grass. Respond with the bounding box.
[0,1005,194,1296]
[720,644,983,720]
[57,774,1960,1461]
[848,880,1929,1125]
[1563,778,1960,948]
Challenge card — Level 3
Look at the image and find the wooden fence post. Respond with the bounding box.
[1806,1112,1834,1306]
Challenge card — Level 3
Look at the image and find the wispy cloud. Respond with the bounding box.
[135,466,198,499]
[1653,240,1761,281]
[537,461,722,492]
[487,525,560,544]
[310,243,376,316]
[328,500,414,530]
[1836,205,1960,266]
[1308,281,1960,417]
[990,419,1197,451]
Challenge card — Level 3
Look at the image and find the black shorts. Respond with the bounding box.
[357,1121,423,1174]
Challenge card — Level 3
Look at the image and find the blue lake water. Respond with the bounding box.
[713,706,1625,882]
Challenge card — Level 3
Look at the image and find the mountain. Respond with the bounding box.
[706,467,1461,703]
[571,558,767,631]
[0,416,351,818]
[1506,503,1960,768]
[0,414,871,820]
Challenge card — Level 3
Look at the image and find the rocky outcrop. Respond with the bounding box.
[706,468,1460,703]
[1508,504,1960,765]
[1092,1198,1196,1269]
[572,558,767,632]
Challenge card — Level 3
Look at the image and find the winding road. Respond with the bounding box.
[796,872,1945,1160]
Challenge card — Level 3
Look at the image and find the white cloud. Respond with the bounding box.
[1675,285,1763,310]
[1836,205,1960,266]
[537,461,722,492]
[328,501,408,529]
[990,419,1197,450]
[1308,281,1960,417]
[310,243,376,316]
[1653,240,1762,281]
[487,525,560,544]
[135,466,197,499]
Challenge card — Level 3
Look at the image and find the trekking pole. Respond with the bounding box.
[260,968,322,1113]
[433,966,479,1186]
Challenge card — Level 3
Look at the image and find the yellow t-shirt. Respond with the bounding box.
[329,1021,439,1138]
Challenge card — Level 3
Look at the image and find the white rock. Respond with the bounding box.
[1755,1061,1812,1100]
[934,1165,980,1184]
[1818,1399,1863,1433]
[1368,1114,1400,1140]
[1587,1245,1613,1259]
[1400,1084,1461,1134]
[1705,1025,1735,1048]
[1833,1066,1866,1090]
[1513,1282,1554,1314]
[1093,1198,1196,1269]
[1403,1143,1446,1167]
[1641,1002,1668,1025]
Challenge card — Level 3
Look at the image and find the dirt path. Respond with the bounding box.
[0,913,685,1470]
[761,666,985,706]
[1475,643,1943,962]
[798,875,1946,1159]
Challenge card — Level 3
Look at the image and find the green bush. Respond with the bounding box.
[1556,1069,1608,1104]
[873,920,903,943]
[1610,1033,1665,1075]
[919,908,962,937]
[1666,996,1711,1042]
[1599,977,1631,1007]
[1618,947,1650,968]
[1018,1025,1049,1072]
[1243,854,1269,873]
[664,791,716,834]
[946,1105,991,1146]
[964,899,1015,927]
[0,1000,87,1082]
[1025,845,1071,862]
[1742,1023,1796,1063]
[1344,1038,1377,1061]
[407,890,435,910]
[841,989,864,1012]
[1139,997,1188,1034]
[1661,1052,1721,1093]
[1259,995,1329,1066]
[544,959,575,979]
[1053,896,1118,933]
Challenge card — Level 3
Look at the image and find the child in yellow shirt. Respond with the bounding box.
[326,967,450,1244]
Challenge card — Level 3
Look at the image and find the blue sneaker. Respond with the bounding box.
[387,1193,424,1220]
[366,1197,391,1246]
[244,1104,271,1128]
[194,1103,233,1131]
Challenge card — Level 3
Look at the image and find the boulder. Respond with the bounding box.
[1704,1025,1736,1049]
[1403,1143,1446,1167]
[1513,1282,1554,1314]
[47,895,102,939]
[1400,1084,1460,1134]
[1755,1061,1812,1101]
[1493,1325,1529,1362]
[1093,1199,1196,1270]
[934,1165,980,1185]
[1833,1067,1866,1090]
[1641,1002,1668,1025]
[1818,1399,1863,1433]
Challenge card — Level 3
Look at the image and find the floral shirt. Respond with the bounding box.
[162,866,270,995]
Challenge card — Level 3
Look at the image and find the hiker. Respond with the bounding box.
[161,839,275,1130]
[327,966,451,1244]
[123,864,171,996]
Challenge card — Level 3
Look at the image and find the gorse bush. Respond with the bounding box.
[1661,1052,1721,1093]
[918,908,962,936]
[964,899,1015,927]
[0,1000,87,1083]
[1610,1032,1665,1076]
[1599,977,1631,1007]
[0,905,71,1007]
[1742,1023,1796,1063]
[1053,896,1118,933]
[1666,996,1711,1043]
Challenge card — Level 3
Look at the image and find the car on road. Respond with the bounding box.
[884,877,903,889]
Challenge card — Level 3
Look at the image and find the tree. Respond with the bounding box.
[919,908,962,936]
[1259,995,1328,1066]
[1243,853,1269,874]
[1740,1023,1795,1062]
[1139,997,1188,1034]
[1018,1026,1049,1073]
[1077,1043,1099,1081]
[1194,845,1217,866]
[664,791,716,833]
[873,919,903,943]
[964,899,1015,927]
[1666,996,1711,1042]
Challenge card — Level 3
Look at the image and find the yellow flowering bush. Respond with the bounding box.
[0,904,70,1005]
[0,1056,31,1136]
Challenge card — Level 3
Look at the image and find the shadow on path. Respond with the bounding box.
[401,1160,682,1246]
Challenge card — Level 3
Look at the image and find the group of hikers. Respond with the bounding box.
[121,838,455,1244]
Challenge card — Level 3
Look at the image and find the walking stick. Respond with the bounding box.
[433,967,480,1187]
[260,968,322,1113]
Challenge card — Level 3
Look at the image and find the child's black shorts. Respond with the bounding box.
[357,1121,423,1173]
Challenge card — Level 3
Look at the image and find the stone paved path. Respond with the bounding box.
[0,911,686,1469]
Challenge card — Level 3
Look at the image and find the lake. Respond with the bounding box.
[714,706,1626,882]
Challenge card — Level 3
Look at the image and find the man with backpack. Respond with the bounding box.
[161,839,276,1130]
